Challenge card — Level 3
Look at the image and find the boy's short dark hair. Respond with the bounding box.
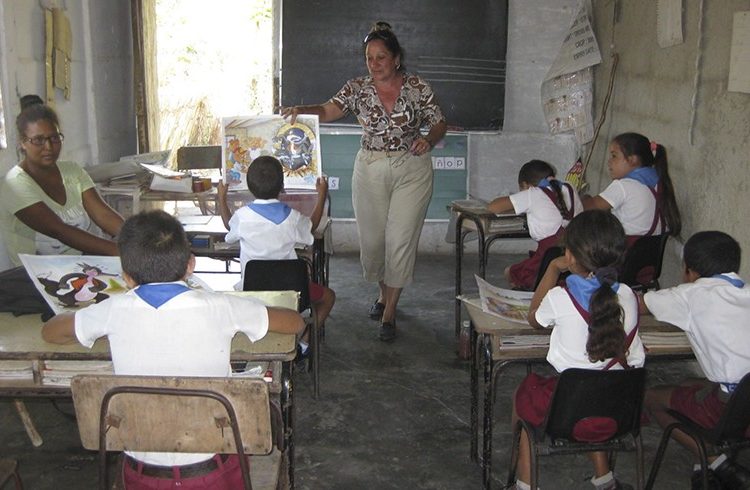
[118,210,192,285]
[247,156,284,199]
[683,231,741,277]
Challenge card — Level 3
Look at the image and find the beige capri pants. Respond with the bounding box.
[352,149,434,288]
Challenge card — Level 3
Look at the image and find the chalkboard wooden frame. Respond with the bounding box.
[280,0,509,130]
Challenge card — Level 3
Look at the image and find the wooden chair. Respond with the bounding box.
[71,375,286,490]
[244,259,321,398]
[0,459,23,489]
[507,368,647,490]
[646,372,750,490]
[621,234,669,292]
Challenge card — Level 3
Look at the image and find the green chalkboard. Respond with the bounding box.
[320,128,467,219]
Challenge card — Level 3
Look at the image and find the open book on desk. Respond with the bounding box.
[476,275,533,324]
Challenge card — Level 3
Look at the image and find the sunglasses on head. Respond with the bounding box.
[363,29,394,45]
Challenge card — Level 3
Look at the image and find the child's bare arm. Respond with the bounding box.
[217,181,233,231]
[487,196,514,214]
[310,177,328,232]
[266,307,305,335]
[41,313,78,344]
[528,256,569,329]
[581,194,612,211]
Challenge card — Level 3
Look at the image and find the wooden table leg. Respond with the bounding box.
[13,399,43,447]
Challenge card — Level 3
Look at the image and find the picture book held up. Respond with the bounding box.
[19,254,211,315]
[221,115,322,190]
[475,275,533,324]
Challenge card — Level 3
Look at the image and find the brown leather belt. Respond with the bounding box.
[125,454,228,479]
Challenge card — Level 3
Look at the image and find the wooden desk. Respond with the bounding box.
[451,202,529,338]
[461,297,695,489]
[0,291,300,483]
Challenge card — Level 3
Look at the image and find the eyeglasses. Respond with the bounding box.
[24,133,64,147]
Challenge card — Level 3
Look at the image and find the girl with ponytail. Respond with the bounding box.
[583,132,682,244]
[508,210,645,490]
[488,159,583,290]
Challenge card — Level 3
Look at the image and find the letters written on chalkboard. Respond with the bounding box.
[281,0,509,130]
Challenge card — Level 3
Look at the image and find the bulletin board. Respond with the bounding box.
[320,128,467,220]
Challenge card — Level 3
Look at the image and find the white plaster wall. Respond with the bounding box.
[590,1,750,285]
[0,0,135,269]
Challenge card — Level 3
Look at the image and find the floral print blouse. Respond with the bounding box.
[329,73,445,152]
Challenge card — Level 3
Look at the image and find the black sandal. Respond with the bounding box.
[368,300,385,320]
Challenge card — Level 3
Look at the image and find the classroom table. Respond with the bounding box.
[451,201,529,338]
[461,296,696,490]
[0,305,301,487]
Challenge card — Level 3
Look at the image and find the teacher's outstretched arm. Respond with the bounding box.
[280,102,345,125]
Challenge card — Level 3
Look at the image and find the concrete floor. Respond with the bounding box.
[0,251,746,489]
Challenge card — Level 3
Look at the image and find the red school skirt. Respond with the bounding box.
[508,230,563,290]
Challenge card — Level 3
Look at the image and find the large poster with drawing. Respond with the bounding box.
[19,254,211,315]
[221,115,322,190]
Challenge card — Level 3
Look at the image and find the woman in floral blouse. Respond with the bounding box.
[282,21,447,342]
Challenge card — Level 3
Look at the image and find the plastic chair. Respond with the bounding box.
[244,258,321,398]
[70,375,286,490]
[532,246,565,291]
[621,235,669,292]
[645,372,750,490]
[0,459,23,489]
[507,368,647,490]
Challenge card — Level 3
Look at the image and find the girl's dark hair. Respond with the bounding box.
[363,21,405,72]
[518,159,573,220]
[612,132,682,237]
[683,231,741,277]
[118,210,192,285]
[247,156,284,199]
[16,103,60,137]
[562,210,628,363]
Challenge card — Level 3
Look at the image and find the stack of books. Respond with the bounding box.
[0,361,34,382]
[41,361,114,387]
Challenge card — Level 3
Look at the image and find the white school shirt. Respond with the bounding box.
[508,185,583,242]
[224,199,314,284]
[644,274,750,386]
[535,284,645,372]
[599,179,664,236]
[75,283,270,466]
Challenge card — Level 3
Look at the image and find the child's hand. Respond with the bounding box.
[550,255,570,274]
[217,181,228,201]
[316,176,328,195]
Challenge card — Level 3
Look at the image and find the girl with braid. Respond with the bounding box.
[507,210,645,490]
[488,159,582,290]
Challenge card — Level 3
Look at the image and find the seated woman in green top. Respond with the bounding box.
[0,96,124,267]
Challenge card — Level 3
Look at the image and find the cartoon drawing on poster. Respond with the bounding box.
[220,115,322,190]
[19,254,211,315]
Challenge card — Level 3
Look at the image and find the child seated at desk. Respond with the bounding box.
[642,231,750,489]
[509,210,644,490]
[42,210,304,489]
[487,159,582,290]
[217,156,335,358]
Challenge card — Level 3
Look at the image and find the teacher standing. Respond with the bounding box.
[282,21,447,342]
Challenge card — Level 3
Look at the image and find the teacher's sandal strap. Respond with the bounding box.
[368,300,385,320]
